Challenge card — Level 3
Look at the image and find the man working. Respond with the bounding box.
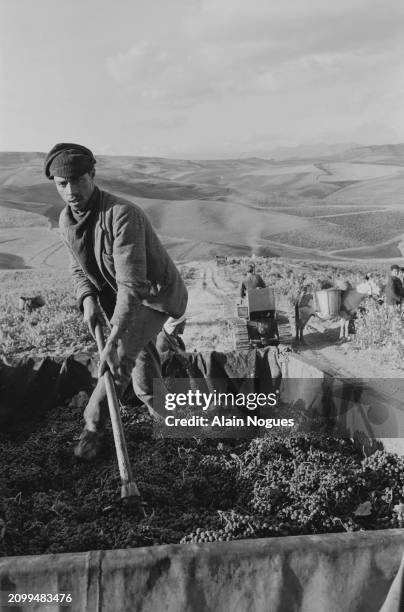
[385,264,403,307]
[239,263,266,299]
[45,143,188,459]
[400,267,404,288]
[156,315,189,378]
[156,315,187,355]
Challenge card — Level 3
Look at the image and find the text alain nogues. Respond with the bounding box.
[165,415,295,429]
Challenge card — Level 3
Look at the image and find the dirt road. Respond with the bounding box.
[184,261,404,380]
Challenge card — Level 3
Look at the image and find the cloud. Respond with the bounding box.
[107,44,214,106]
[191,0,403,49]
[106,0,404,109]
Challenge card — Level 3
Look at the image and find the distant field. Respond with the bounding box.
[271,224,362,250]
[324,211,404,243]
[331,242,403,259]
[318,162,403,182]
[0,253,29,269]
[0,145,403,268]
[326,176,404,207]
[267,205,380,217]
[97,177,228,201]
[0,227,63,269]
[270,209,404,250]
[0,207,48,228]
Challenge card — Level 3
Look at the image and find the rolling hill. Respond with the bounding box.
[0,145,403,269]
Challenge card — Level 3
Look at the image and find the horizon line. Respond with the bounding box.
[2,141,404,162]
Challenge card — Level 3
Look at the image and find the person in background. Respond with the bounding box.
[44,142,188,459]
[156,315,189,379]
[239,264,266,299]
[385,264,403,307]
[156,315,187,355]
[400,267,404,288]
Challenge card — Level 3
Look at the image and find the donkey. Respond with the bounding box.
[295,277,381,343]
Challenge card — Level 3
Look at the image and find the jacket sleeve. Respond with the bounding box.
[60,230,99,311]
[109,204,151,330]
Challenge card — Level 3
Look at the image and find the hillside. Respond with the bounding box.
[0,145,404,269]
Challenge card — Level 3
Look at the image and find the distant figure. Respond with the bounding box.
[156,315,188,379]
[239,264,266,299]
[156,315,187,356]
[385,264,403,307]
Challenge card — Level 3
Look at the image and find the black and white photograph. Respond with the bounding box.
[0,1,404,611]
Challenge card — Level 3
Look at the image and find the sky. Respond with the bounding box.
[1,0,403,158]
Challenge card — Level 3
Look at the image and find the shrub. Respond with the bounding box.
[354,302,404,363]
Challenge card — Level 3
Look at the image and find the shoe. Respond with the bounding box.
[74,428,105,460]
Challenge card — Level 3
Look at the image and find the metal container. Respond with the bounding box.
[247,287,276,313]
[315,288,341,317]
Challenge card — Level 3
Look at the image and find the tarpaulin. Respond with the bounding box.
[0,529,403,611]
[0,354,98,428]
[162,346,282,396]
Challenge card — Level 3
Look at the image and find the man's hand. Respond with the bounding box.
[98,338,121,380]
[83,296,104,338]
[97,326,129,381]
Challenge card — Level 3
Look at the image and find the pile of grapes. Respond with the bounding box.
[1,399,403,557]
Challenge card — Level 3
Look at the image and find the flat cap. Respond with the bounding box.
[44,142,96,180]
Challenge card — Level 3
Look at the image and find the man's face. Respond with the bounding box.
[53,172,95,213]
[391,268,399,278]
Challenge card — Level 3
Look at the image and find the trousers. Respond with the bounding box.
[84,305,169,431]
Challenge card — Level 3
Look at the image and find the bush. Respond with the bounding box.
[354,302,404,362]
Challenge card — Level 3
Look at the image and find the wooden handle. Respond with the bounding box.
[95,324,140,499]
[94,323,106,356]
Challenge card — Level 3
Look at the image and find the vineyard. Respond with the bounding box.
[0,257,403,367]
[353,301,404,365]
[0,270,95,363]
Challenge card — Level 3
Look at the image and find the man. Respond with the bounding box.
[45,143,188,459]
[156,315,189,379]
[239,264,266,299]
[156,315,187,355]
[400,267,404,287]
[385,264,403,307]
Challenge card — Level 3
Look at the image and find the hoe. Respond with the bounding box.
[95,323,141,503]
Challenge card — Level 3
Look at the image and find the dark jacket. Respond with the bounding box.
[385,276,403,306]
[239,273,266,298]
[59,189,188,331]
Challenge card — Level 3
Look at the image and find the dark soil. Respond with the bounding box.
[1,400,404,556]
